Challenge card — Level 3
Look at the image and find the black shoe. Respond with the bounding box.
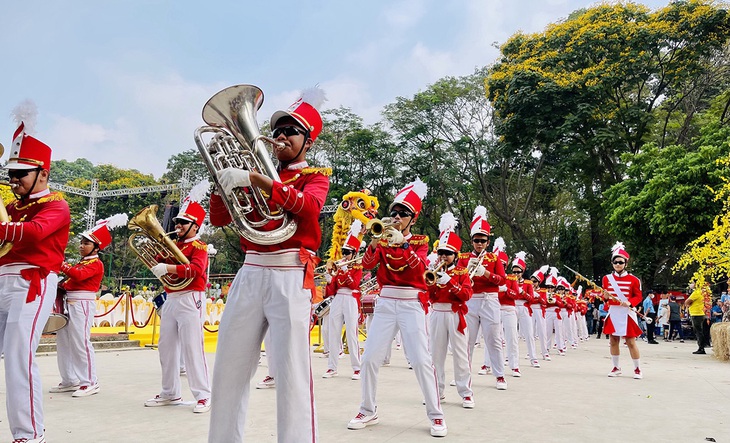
[692,349,706,355]
[648,341,659,344]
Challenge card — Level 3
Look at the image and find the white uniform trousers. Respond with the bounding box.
[209,257,316,443]
[516,301,537,361]
[577,313,589,339]
[158,290,210,402]
[561,309,573,347]
[500,306,519,370]
[327,291,361,372]
[430,304,472,400]
[0,265,57,440]
[465,293,504,378]
[545,309,565,351]
[263,330,275,377]
[359,290,443,421]
[531,304,549,356]
[566,312,578,346]
[365,312,393,365]
[56,293,97,387]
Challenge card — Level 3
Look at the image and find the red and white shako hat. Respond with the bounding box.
[390,177,428,217]
[556,276,571,290]
[6,122,52,171]
[470,205,491,237]
[492,237,508,265]
[270,86,327,142]
[343,220,363,252]
[437,211,462,253]
[531,264,549,283]
[175,180,210,226]
[544,267,559,287]
[82,213,128,250]
[512,251,527,271]
[611,241,630,261]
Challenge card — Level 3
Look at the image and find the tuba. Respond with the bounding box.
[128,205,192,290]
[0,143,14,258]
[194,84,297,245]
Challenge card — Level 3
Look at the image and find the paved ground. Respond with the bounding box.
[1,337,729,442]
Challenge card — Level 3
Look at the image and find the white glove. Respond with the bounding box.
[151,263,169,278]
[498,285,507,292]
[384,227,405,246]
[468,258,479,267]
[473,265,486,277]
[340,264,349,272]
[217,167,251,195]
[437,272,451,285]
[324,273,333,284]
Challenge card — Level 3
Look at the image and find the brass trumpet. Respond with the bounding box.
[314,254,364,279]
[425,260,448,286]
[467,249,488,279]
[365,217,399,239]
[0,142,16,258]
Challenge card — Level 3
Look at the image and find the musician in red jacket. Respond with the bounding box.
[0,123,70,443]
[348,178,447,437]
[557,277,577,350]
[459,206,507,389]
[602,242,643,379]
[208,89,328,443]
[494,238,522,377]
[543,268,566,356]
[145,182,212,414]
[322,220,363,380]
[530,265,551,361]
[51,214,126,399]
[428,212,474,408]
[511,252,540,368]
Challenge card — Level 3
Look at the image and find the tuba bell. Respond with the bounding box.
[128,205,192,290]
[0,143,14,258]
[194,84,297,245]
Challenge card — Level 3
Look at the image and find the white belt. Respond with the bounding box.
[380,286,420,300]
[0,262,37,275]
[530,303,542,308]
[168,289,204,298]
[432,302,453,311]
[500,305,516,312]
[66,290,97,301]
[515,300,526,306]
[244,248,313,269]
[336,288,353,297]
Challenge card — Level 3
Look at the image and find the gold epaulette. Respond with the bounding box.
[409,234,429,246]
[352,264,363,270]
[482,252,497,263]
[193,240,208,250]
[458,252,471,261]
[302,167,332,177]
[523,279,534,286]
[38,192,66,204]
[80,257,100,265]
[451,267,468,275]
[507,274,519,281]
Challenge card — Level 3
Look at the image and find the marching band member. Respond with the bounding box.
[494,238,521,377]
[51,213,127,398]
[460,206,507,389]
[557,277,576,349]
[602,242,643,379]
[208,89,329,443]
[511,252,540,368]
[544,268,566,356]
[348,178,447,437]
[530,265,551,360]
[0,123,71,443]
[145,181,212,413]
[323,220,363,380]
[428,212,474,408]
[576,288,590,341]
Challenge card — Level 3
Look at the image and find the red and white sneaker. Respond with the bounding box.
[322,369,338,378]
[193,398,211,413]
[144,395,183,407]
[633,368,643,379]
[256,376,275,389]
[351,370,361,380]
[12,437,45,443]
[531,360,541,368]
[496,377,507,390]
[607,367,622,377]
[348,411,379,429]
[478,365,491,375]
[512,368,522,377]
[431,418,448,437]
[72,383,100,397]
[544,354,551,361]
[462,396,475,409]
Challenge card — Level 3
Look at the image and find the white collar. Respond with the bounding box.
[29,188,51,199]
[286,161,309,170]
[612,271,628,277]
[182,235,200,243]
[83,254,99,260]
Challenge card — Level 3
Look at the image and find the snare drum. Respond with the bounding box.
[313,296,333,318]
[360,294,376,315]
[43,287,68,334]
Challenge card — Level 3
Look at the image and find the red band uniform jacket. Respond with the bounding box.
[428,264,472,333]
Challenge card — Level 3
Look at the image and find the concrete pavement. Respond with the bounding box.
[1,337,729,442]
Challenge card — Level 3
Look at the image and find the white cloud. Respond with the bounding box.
[381,0,428,28]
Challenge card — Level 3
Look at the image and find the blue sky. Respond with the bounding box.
[0,0,670,178]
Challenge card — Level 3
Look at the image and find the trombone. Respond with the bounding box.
[425,260,448,286]
[314,254,364,280]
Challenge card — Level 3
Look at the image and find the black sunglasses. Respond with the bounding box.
[175,219,192,226]
[472,239,488,244]
[7,169,36,180]
[612,260,626,265]
[437,250,455,256]
[272,126,306,139]
[389,209,414,218]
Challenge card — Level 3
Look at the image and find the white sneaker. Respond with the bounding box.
[347,411,379,429]
[351,370,361,380]
[512,368,521,378]
[531,360,541,368]
[607,367,622,377]
[180,368,187,376]
[478,365,490,375]
[193,398,211,413]
[462,396,475,409]
[49,383,79,393]
[496,377,508,390]
[431,418,448,437]
[12,436,45,443]
[633,368,643,379]
[449,379,456,386]
[322,369,338,378]
[72,383,100,397]
[144,395,183,407]
[339,351,345,359]
[558,349,566,356]
[256,376,275,389]
[544,354,552,361]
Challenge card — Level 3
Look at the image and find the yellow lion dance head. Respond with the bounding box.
[327,189,380,262]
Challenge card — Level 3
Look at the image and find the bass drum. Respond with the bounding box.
[43,287,68,334]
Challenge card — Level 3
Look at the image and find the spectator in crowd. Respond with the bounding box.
[586,301,595,335]
[721,292,730,303]
[712,300,724,323]
[596,302,609,339]
[642,291,658,344]
[657,302,670,340]
[667,296,684,343]
[685,283,709,354]
[723,301,730,322]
